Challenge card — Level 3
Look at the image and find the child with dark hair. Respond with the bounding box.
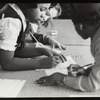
[24,3,66,50]
[0,3,66,71]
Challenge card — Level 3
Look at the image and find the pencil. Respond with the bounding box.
[82,63,93,69]
[29,31,38,42]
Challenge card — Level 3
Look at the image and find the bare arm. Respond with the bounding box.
[0,48,59,71]
[0,44,66,71]
[0,49,42,71]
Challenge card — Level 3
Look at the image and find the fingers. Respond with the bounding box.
[54,54,67,63]
[52,58,60,67]
[56,43,62,51]
[60,54,67,62]
[50,39,62,50]
[51,40,67,51]
[35,76,53,86]
[36,42,44,47]
[58,54,66,63]
[61,44,67,50]
[52,43,67,51]
[45,49,66,63]
[41,81,53,86]
[35,76,47,84]
[67,64,82,76]
[71,64,80,71]
[68,70,77,76]
[52,54,67,65]
[68,64,80,70]
[51,43,62,51]
[53,56,63,64]
[56,44,67,51]
[49,56,66,68]
[54,42,62,50]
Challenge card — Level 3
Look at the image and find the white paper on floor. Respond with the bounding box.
[0,79,26,97]
[45,56,76,76]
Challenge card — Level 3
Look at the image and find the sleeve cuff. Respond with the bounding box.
[78,76,87,91]
[63,76,86,91]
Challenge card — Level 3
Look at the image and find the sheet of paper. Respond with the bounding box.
[45,56,76,76]
[45,68,68,76]
[0,79,26,97]
[57,56,76,69]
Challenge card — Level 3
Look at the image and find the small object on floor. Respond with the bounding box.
[50,30,58,36]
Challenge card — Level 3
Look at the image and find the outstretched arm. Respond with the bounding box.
[0,48,59,71]
[0,46,66,71]
[33,33,67,50]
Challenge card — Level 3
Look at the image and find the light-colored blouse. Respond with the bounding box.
[0,3,26,51]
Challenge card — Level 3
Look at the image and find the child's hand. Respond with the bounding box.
[41,48,67,63]
[35,72,67,85]
[48,38,67,50]
[38,57,62,68]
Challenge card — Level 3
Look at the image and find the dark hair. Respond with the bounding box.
[59,3,100,26]
[50,3,58,8]
[16,3,58,10]
[0,3,6,9]
[16,3,37,10]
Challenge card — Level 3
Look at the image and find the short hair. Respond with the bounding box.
[16,3,37,10]
[0,3,6,9]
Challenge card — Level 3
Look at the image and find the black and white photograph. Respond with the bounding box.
[0,2,100,98]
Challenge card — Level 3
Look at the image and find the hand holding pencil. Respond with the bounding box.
[67,63,93,76]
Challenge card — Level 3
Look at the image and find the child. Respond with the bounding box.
[28,3,66,50]
[0,3,66,71]
[42,3,62,27]
[36,3,100,92]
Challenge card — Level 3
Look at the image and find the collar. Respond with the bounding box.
[8,3,27,32]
